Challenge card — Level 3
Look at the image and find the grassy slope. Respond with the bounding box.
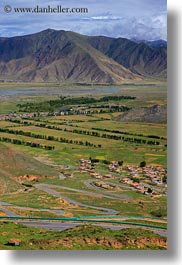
[0,142,59,194]
[0,223,167,250]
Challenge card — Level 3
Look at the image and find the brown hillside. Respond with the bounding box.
[0,29,167,84]
[0,29,141,84]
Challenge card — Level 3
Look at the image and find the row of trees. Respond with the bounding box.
[32,124,161,145]
[0,137,54,150]
[82,105,130,113]
[4,120,161,146]
[8,119,67,127]
[122,137,160,145]
[67,128,160,145]
[0,127,101,148]
[91,127,166,140]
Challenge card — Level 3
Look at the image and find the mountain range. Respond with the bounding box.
[0,29,167,84]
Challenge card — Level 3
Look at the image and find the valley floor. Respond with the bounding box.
[0,83,167,250]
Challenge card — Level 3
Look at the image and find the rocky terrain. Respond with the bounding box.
[114,105,167,123]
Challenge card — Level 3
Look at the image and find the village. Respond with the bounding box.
[78,158,167,197]
[0,112,46,121]
[0,102,128,121]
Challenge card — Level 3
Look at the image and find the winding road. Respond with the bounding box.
[0,182,167,237]
[35,183,118,215]
[17,220,166,237]
[84,179,132,199]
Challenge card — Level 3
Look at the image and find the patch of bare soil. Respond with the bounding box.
[0,212,6,217]
[14,174,54,183]
[55,198,78,209]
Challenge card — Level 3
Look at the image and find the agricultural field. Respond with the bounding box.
[0,83,167,249]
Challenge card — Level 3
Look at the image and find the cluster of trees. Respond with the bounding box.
[0,137,54,150]
[83,105,130,113]
[0,127,101,148]
[17,95,136,112]
[131,177,140,183]
[99,95,136,101]
[89,157,123,166]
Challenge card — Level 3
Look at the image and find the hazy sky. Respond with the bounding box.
[0,0,167,40]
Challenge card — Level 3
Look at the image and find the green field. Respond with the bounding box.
[0,118,167,166]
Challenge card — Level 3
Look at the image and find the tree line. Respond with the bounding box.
[37,125,160,146]
[91,127,167,140]
[0,127,101,148]
[17,95,136,112]
[0,137,54,150]
[8,118,166,142]
[28,123,160,145]
[4,121,161,146]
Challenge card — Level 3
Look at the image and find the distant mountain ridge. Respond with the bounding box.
[87,36,167,78]
[131,39,167,48]
[0,29,167,84]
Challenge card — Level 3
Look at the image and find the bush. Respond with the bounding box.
[140,161,146,167]
[151,207,167,217]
